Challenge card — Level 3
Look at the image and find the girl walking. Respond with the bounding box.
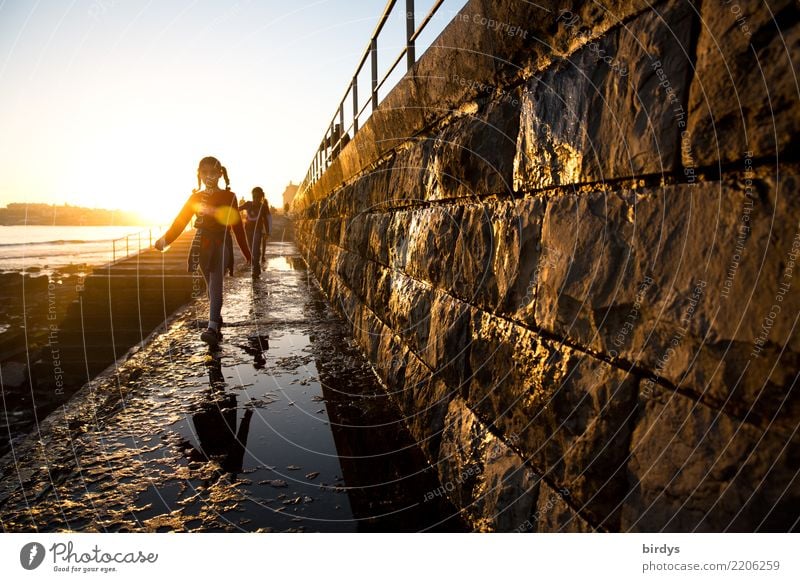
[239,186,270,277]
[155,156,251,345]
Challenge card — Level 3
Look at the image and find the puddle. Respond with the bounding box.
[264,256,302,272]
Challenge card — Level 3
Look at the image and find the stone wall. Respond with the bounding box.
[293,0,800,531]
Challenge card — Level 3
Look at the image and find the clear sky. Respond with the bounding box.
[0,0,465,223]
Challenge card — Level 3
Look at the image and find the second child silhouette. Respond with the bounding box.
[239,186,270,277]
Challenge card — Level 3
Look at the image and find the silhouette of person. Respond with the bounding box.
[236,334,269,370]
[155,156,251,346]
[239,187,270,277]
[183,353,253,478]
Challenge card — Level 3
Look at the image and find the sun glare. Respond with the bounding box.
[69,123,279,227]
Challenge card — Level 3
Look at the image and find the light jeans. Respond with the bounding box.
[200,238,226,328]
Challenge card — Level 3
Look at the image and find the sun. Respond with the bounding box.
[68,116,272,227]
[74,129,203,226]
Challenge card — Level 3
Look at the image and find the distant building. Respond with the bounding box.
[281,182,299,210]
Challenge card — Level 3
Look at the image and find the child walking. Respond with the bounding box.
[155,156,251,346]
[239,186,270,277]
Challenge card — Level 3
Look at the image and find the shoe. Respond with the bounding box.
[201,328,222,345]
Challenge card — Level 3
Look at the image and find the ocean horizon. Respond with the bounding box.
[0,225,163,271]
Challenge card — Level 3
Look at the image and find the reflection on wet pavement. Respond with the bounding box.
[0,242,465,532]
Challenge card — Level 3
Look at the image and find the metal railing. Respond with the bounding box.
[301,0,451,192]
[111,228,154,264]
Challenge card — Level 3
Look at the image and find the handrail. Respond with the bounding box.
[411,0,446,44]
[300,0,455,195]
[110,227,154,264]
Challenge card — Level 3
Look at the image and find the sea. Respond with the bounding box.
[0,225,160,272]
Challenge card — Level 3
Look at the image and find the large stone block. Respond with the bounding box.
[374,328,410,396]
[514,1,694,190]
[316,187,341,220]
[341,180,371,218]
[409,195,546,317]
[341,211,388,264]
[437,397,540,532]
[496,195,546,321]
[386,139,434,207]
[307,158,344,208]
[688,0,800,166]
[366,212,392,266]
[411,1,502,128]
[623,385,800,532]
[371,262,395,325]
[320,217,342,245]
[534,480,595,532]
[491,0,659,77]
[354,303,385,364]
[412,0,656,126]
[466,310,638,528]
[394,353,454,462]
[423,292,472,389]
[387,209,412,271]
[356,255,473,390]
[342,213,369,257]
[404,205,464,291]
[349,302,383,371]
[368,75,428,159]
[452,201,496,305]
[362,165,394,211]
[311,217,326,241]
[333,247,364,297]
[427,91,521,201]
[534,188,638,353]
[358,258,382,313]
[535,175,800,428]
[385,273,433,356]
[442,195,548,318]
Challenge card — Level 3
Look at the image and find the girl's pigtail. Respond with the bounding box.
[221,166,230,190]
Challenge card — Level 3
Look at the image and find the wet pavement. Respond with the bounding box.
[0,240,465,532]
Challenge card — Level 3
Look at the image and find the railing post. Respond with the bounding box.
[371,37,378,110]
[352,78,359,133]
[406,0,415,69]
[339,103,345,136]
[329,121,334,163]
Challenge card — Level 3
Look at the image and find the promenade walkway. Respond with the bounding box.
[0,237,464,532]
